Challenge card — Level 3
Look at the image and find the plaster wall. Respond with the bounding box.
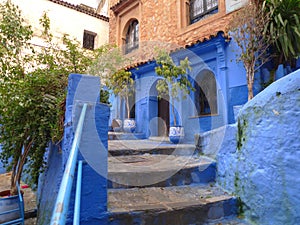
[37,74,110,225]
[217,69,300,224]
[8,0,109,49]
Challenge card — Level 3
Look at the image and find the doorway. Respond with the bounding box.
[149,80,170,137]
[158,96,170,136]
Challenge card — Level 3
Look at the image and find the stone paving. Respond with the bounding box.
[107,138,248,224]
[108,185,234,213]
[108,137,196,156]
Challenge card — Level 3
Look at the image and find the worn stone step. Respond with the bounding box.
[108,132,145,140]
[108,185,237,225]
[108,139,196,156]
[108,155,216,188]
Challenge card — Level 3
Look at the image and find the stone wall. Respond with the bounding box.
[109,0,234,48]
[217,69,300,224]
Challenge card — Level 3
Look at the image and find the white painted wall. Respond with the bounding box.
[7,0,109,49]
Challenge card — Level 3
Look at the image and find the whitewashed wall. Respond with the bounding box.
[7,0,109,49]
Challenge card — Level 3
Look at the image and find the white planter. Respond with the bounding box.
[123,118,136,133]
[169,126,184,144]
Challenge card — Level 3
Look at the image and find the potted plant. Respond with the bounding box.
[109,69,135,132]
[154,49,194,143]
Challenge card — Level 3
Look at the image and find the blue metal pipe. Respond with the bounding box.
[73,160,83,225]
[50,103,88,225]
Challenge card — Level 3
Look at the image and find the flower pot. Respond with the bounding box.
[123,118,136,133]
[0,190,24,224]
[169,126,184,144]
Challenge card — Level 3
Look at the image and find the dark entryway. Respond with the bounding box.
[157,97,170,136]
[149,80,170,137]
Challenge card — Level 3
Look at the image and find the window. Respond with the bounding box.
[194,70,217,115]
[83,30,96,50]
[125,20,139,54]
[190,0,218,24]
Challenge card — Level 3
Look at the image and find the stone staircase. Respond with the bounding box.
[107,137,247,225]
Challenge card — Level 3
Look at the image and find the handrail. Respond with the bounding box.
[50,103,88,225]
[73,160,83,225]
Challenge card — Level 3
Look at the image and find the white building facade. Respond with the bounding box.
[8,0,109,50]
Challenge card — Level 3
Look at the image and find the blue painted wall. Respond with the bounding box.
[217,69,300,224]
[126,34,234,142]
[110,33,300,142]
[37,74,110,225]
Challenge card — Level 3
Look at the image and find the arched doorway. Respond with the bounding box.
[149,80,170,136]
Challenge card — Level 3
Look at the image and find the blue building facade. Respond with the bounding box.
[109,33,250,142]
[109,32,300,143]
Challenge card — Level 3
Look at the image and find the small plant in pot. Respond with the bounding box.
[154,49,194,144]
[88,46,135,132]
[109,69,135,133]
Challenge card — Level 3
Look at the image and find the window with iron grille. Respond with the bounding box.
[190,0,218,24]
[125,20,139,54]
[83,30,96,50]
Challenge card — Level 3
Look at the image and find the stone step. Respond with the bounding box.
[108,132,145,140]
[108,155,216,188]
[108,139,196,156]
[108,185,238,225]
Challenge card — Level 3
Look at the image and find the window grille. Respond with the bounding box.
[83,30,96,50]
[125,20,139,54]
[190,0,218,24]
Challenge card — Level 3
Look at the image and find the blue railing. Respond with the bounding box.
[73,160,83,225]
[50,103,87,225]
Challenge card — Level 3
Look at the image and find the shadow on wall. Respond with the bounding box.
[217,69,300,225]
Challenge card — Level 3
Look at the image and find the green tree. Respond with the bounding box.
[0,2,93,195]
[154,49,193,126]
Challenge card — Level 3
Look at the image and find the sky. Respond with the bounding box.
[64,0,100,8]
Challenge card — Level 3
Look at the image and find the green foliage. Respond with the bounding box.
[154,48,193,125]
[263,0,300,67]
[155,49,193,100]
[88,46,134,118]
[100,89,110,105]
[0,2,94,193]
